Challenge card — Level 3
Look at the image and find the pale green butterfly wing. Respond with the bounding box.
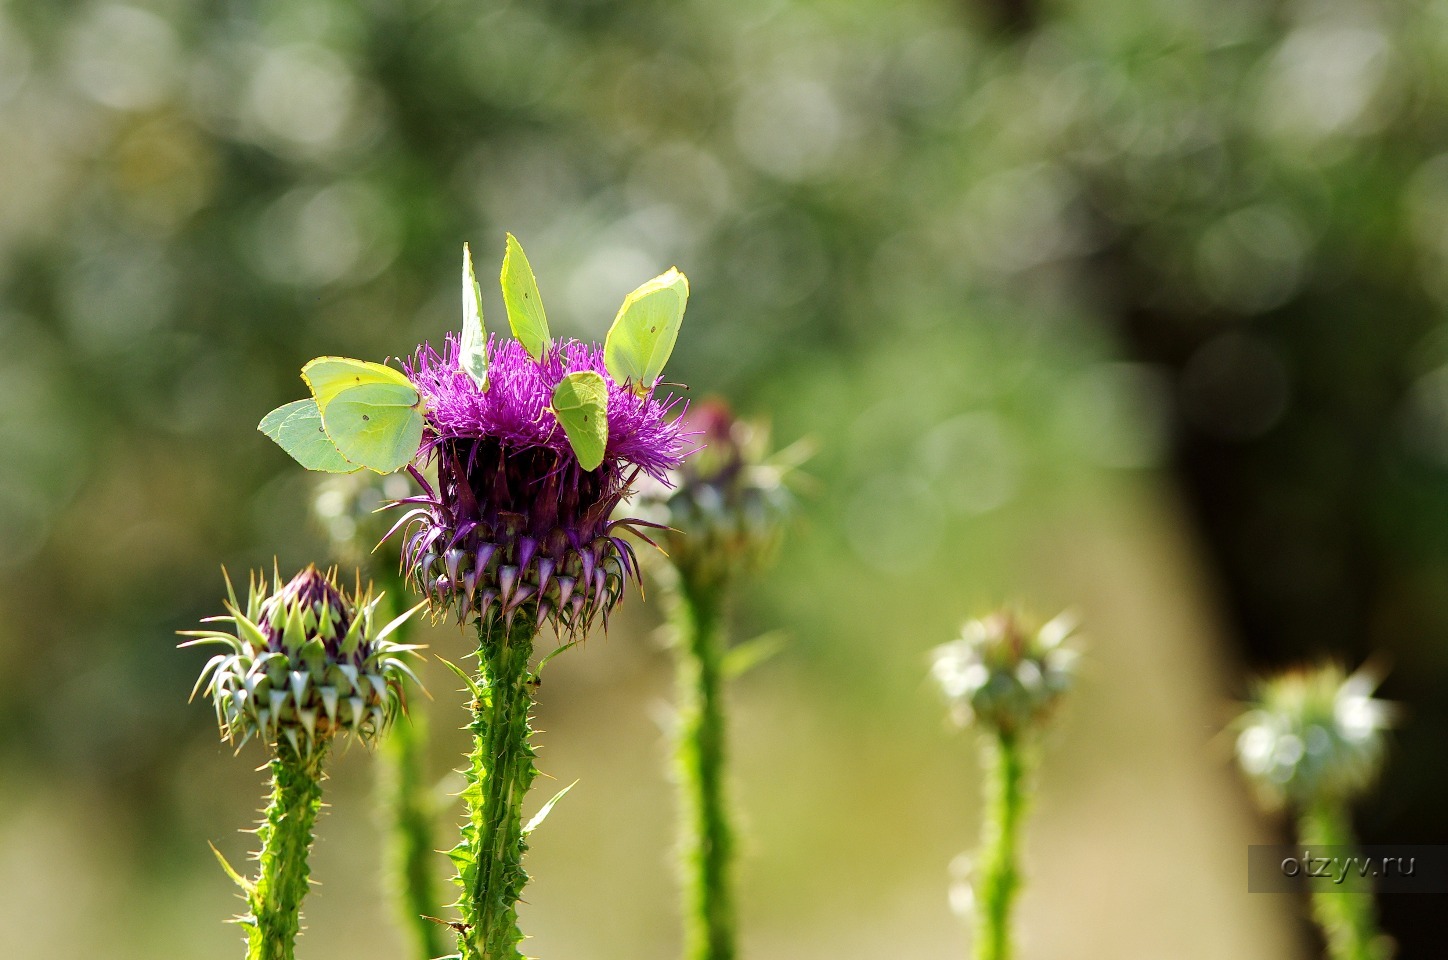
[551,370,609,471]
[500,233,551,361]
[603,267,688,395]
[299,356,425,475]
[302,357,416,409]
[460,243,489,390]
[258,399,361,473]
[320,382,426,475]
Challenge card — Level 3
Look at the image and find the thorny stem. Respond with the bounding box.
[455,613,538,960]
[672,571,737,960]
[246,740,328,960]
[382,707,449,960]
[370,568,447,960]
[1298,800,1388,960]
[974,730,1026,960]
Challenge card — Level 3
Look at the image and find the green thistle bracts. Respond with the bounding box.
[184,565,422,755]
[637,399,804,590]
[930,611,1078,737]
[1234,663,1391,811]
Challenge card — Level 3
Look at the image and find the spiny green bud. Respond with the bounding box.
[930,610,1079,735]
[636,399,807,586]
[182,565,423,756]
[1234,663,1392,810]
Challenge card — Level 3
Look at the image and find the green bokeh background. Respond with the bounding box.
[2,0,1445,956]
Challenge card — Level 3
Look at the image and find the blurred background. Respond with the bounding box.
[1,0,1445,956]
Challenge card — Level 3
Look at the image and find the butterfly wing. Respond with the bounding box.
[551,371,609,471]
[302,357,416,408]
[460,243,489,390]
[320,381,426,475]
[500,234,552,362]
[604,267,688,395]
[258,398,361,473]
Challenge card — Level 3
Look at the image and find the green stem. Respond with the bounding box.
[371,568,449,960]
[672,572,736,960]
[974,730,1026,960]
[246,741,328,960]
[383,705,449,960]
[1297,800,1387,960]
[454,613,538,960]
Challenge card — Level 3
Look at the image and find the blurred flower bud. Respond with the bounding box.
[636,398,807,587]
[1234,663,1392,810]
[183,565,422,756]
[930,610,1079,735]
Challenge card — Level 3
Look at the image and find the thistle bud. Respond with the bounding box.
[930,610,1079,735]
[1234,663,1392,810]
[183,565,422,755]
[637,399,804,587]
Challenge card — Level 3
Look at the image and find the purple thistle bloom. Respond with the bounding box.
[410,335,686,481]
[390,333,691,634]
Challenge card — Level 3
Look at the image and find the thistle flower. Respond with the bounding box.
[931,610,1079,736]
[1234,663,1392,811]
[632,400,803,960]
[933,608,1080,960]
[184,566,422,960]
[636,398,804,589]
[370,241,699,960]
[250,239,697,960]
[184,565,422,756]
[393,334,689,632]
[1234,663,1395,960]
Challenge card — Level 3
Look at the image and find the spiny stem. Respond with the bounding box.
[1298,800,1387,960]
[246,741,327,960]
[672,572,736,960]
[382,706,449,960]
[372,569,447,960]
[974,730,1026,960]
[454,614,538,960]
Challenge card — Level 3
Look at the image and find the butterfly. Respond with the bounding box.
[259,237,690,474]
[260,358,424,475]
